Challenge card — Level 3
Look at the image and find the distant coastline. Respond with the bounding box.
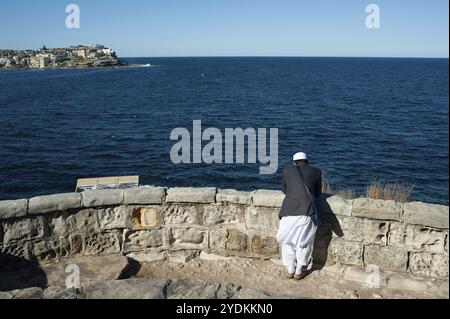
[0,44,129,69]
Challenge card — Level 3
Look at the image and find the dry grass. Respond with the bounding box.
[366,180,414,203]
[322,173,413,202]
[322,173,356,199]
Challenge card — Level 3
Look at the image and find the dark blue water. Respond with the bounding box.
[0,58,448,204]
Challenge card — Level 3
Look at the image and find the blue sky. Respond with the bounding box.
[0,0,448,57]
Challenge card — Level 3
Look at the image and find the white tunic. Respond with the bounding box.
[276,215,317,248]
[276,215,318,270]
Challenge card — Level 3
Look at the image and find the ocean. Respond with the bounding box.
[0,57,448,204]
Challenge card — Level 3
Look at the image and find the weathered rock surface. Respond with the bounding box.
[231,288,275,299]
[387,275,428,292]
[217,189,254,205]
[0,287,43,299]
[343,266,387,287]
[0,199,28,220]
[124,187,166,205]
[330,239,363,266]
[252,190,284,207]
[404,202,449,229]
[210,228,248,255]
[44,286,82,299]
[364,245,408,272]
[409,252,449,278]
[126,250,167,263]
[161,205,202,225]
[321,195,353,216]
[97,206,132,230]
[167,279,239,299]
[250,234,279,256]
[41,255,130,286]
[171,227,208,250]
[2,217,45,244]
[166,187,216,204]
[83,232,122,256]
[167,250,200,264]
[123,228,170,253]
[352,198,402,221]
[389,223,446,253]
[332,215,388,245]
[82,278,170,299]
[29,193,82,215]
[131,207,160,229]
[203,204,244,226]
[245,206,279,234]
[48,209,100,236]
[82,189,124,207]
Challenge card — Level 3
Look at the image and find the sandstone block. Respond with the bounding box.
[329,239,363,266]
[82,189,124,207]
[42,255,130,286]
[331,215,388,245]
[252,189,284,207]
[2,217,45,244]
[0,241,31,260]
[170,227,208,249]
[97,206,132,230]
[320,195,353,216]
[48,209,100,236]
[161,205,202,225]
[352,198,402,221]
[124,187,166,205]
[30,237,62,261]
[216,189,253,205]
[122,228,170,253]
[131,207,160,229]
[28,193,81,215]
[250,234,279,256]
[389,223,446,253]
[0,199,28,220]
[210,228,248,254]
[83,231,122,256]
[245,206,279,235]
[409,252,449,278]
[364,245,408,272]
[404,202,449,229]
[203,204,244,226]
[165,187,216,204]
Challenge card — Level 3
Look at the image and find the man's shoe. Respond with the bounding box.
[294,272,307,280]
[287,273,295,279]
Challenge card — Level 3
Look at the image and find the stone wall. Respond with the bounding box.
[0,187,448,280]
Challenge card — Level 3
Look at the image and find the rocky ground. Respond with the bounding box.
[0,254,448,299]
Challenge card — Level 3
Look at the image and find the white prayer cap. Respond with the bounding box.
[293,152,308,161]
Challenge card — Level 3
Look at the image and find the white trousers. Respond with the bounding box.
[276,215,317,274]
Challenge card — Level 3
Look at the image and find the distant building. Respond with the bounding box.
[72,49,87,59]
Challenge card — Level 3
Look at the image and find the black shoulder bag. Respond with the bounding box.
[296,166,323,227]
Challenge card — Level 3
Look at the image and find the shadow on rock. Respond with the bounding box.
[311,194,344,271]
[0,253,48,291]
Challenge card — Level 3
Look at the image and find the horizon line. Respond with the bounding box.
[121,55,449,59]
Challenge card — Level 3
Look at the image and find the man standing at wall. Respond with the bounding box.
[276,152,322,280]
